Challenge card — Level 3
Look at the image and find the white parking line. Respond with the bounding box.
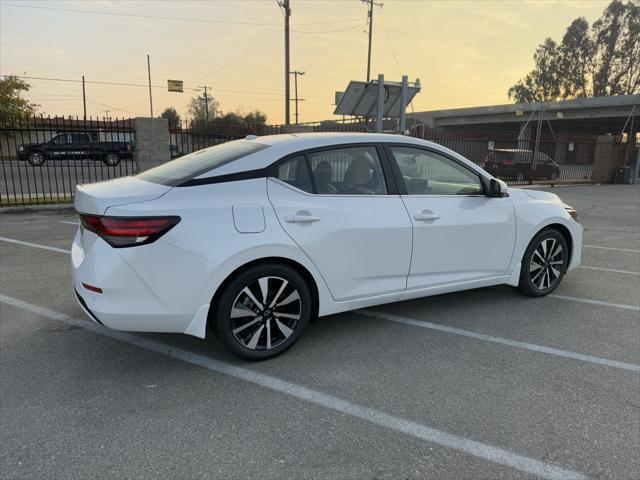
[58,220,79,226]
[580,265,639,276]
[584,245,640,254]
[359,310,640,373]
[0,236,71,254]
[0,294,586,480]
[549,294,639,312]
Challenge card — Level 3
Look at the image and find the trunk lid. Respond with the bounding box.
[74,176,171,215]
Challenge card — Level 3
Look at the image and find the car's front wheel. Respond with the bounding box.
[518,228,568,297]
[214,263,312,360]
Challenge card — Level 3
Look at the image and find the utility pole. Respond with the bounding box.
[290,70,305,125]
[198,86,212,126]
[147,54,153,117]
[363,0,383,82]
[279,0,291,125]
[103,109,111,120]
[532,102,543,185]
[82,75,87,121]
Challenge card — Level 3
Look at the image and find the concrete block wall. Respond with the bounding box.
[134,117,170,173]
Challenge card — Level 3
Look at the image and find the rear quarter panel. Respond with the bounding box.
[104,178,335,319]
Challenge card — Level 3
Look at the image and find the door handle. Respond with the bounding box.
[414,211,441,222]
[285,214,321,224]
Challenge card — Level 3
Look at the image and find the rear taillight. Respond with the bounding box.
[79,214,180,248]
[503,159,514,165]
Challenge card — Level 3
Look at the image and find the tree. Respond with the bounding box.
[508,39,561,102]
[592,0,640,95]
[160,107,181,128]
[188,91,220,133]
[0,76,39,124]
[508,0,639,103]
[187,91,268,134]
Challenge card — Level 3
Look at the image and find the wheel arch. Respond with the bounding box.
[538,222,573,267]
[206,256,320,336]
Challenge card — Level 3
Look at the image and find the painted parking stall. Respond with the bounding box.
[1,184,639,479]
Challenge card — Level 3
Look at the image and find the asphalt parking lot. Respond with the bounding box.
[1,184,639,480]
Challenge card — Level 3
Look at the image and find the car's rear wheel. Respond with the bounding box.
[517,228,568,297]
[214,263,311,360]
[103,152,120,166]
[27,151,45,166]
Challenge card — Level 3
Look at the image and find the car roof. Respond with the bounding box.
[248,132,426,148]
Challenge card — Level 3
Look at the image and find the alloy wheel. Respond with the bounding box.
[529,237,564,290]
[28,152,44,166]
[230,276,301,351]
[105,153,119,166]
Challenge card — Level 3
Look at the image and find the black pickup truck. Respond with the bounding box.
[17,132,133,166]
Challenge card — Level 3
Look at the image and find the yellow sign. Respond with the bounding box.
[167,80,183,93]
[515,109,524,116]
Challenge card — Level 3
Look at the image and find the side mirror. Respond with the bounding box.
[488,178,507,197]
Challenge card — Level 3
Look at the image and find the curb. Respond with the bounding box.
[0,204,76,215]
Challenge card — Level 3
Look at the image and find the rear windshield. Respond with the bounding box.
[136,140,269,186]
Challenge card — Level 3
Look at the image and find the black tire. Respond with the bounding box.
[103,152,120,166]
[517,228,568,297]
[214,263,312,361]
[27,151,45,166]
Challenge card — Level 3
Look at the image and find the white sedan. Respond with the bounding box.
[72,133,582,360]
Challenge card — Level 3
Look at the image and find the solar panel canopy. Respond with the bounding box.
[334,79,421,117]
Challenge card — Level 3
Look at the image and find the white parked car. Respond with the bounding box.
[72,133,582,360]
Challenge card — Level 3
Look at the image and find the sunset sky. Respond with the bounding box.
[0,0,612,124]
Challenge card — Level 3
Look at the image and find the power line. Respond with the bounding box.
[1,3,363,28]
[0,74,299,97]
[383,26,530,53]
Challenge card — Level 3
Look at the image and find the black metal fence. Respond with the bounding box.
[1,114,634,207]
[0,116,135,206]
[411,124,633,186]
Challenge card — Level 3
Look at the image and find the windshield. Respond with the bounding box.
[136,140,269,186]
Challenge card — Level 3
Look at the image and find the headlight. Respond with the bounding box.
[565,207,578,221]
[18,145,24,152]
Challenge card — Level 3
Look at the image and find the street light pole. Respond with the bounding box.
[82,75,87,121]
[147,54,153,117]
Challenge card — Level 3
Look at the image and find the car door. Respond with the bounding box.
[46,133,70,160]
[385,144,516,290]
[267,144,413,301]
[69,133,91,159]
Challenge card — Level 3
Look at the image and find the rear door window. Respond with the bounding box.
[137,140,270,186]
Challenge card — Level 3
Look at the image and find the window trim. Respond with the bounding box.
[382,142,488,197]
[268,143,399,196]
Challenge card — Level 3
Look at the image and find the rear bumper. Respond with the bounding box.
[71,228,218,336]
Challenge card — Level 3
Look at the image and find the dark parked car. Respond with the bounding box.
[482,149,561,182]
[17,132,133,167]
